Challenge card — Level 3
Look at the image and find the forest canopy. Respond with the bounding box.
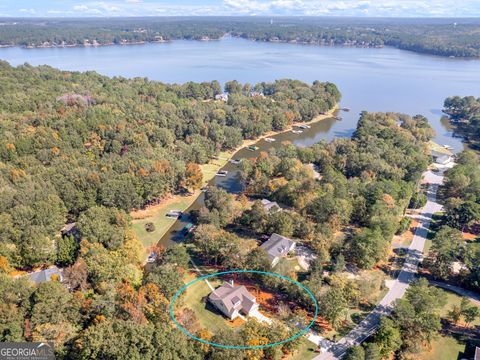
[0,61,339,269]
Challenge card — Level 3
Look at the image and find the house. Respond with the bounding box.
[215,93,229,102]
[28,266,63,285]
[261,199,280,213]
[61,222,77,237]
[260,233,296,267]
[475,347,480,360]
[436,154,453,165]
[208,281,259,319]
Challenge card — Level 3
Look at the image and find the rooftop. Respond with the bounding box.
[209,282,256,317]
[28,266,63,285]
[260,233,296,262]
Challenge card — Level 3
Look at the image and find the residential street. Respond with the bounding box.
[313,165,448,360]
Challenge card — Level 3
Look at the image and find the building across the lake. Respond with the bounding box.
[260,233,296,267]
[209,281,258,320]
[474,347,480,360]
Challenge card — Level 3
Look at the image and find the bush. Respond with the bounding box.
[145,222,156,232]
[409,192,427,209]
[396,216,412,235]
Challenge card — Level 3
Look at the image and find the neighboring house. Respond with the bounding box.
[261,199,280,213]
[475,347,480,360]
[435,154,453,165]
[306,163,322,180]
[260,233,296,267]
[61,222,77,237]
[215,93,229,101]
[208,281,259,320]
[28,266,63,285]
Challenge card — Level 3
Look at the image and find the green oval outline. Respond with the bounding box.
[169,269,318,349]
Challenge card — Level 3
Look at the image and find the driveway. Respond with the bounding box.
[313,166,448,360]
[249,308,272,324]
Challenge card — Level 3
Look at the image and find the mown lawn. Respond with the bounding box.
[182,274,232,334]
[132,150,234,250]
[132,194,196,249]
[288,337,318,360]
[418,335,466,360]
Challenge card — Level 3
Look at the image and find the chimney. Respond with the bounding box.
[230,279,234,287]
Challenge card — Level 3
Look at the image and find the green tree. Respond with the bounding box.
[56,235,78,266]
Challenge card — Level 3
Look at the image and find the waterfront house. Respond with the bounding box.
[261,199,280,213]
[260,233,296,267]
[209,281,258,320]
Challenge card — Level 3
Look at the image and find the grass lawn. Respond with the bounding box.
[132,194,197,249]
[418,335,467,360]
[181,273,233,334]
[438,289,480,326]
[288,337,318,360]
[132,150,234,250]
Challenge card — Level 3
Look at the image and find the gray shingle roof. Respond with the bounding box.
[260,233,296,261]
[209,282,256,317]
[28,266,63,285]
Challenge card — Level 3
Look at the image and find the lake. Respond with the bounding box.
[1,36,479,153]
[2,37,479,245]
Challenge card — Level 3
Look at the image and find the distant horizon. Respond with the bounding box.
[0,0,479,18]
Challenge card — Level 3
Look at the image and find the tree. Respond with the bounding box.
[144,264,183,300]
[374,317,402,358]
[56,235,78,266]
[348,228,387,269]
[182,162,203,191]
[425,226,464,280]
[77,206,130,250]
[392,278,446,354]
[364,343,382,360]
[73,319,155,359]
[345,346,365,360]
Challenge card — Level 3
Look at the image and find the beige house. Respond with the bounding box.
[208,281,258,320]
[260,233,296,267]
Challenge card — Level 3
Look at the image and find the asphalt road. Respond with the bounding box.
[313,167,446,360]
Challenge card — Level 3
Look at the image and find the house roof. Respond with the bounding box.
[209,282,256,317]
[261,199,280,212]
[28,266,63,285]
[260,233,296,261]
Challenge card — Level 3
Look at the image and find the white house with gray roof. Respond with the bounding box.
[208,281,258,320]
[260,233,296,267]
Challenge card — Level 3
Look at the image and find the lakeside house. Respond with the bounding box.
[435,154,453,165]
[260,233,296,267]
[208,281,258,320]
[215,93,229,101]
[261,199,280,213]
[28,266,63,285]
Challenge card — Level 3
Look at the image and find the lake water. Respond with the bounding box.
[2,37,479,244]
[1,37,479,153]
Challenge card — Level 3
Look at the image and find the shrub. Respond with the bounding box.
[145,222,156,232]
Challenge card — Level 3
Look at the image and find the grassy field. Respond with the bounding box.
[416,288,480,359]
[288,338,318,360]
[132,150,233,250]
[181,273,234,334]
[418,335,467,360]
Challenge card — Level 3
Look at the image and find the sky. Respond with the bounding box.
[0,0,478,18]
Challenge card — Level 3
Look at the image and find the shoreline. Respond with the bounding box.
[131,105,339,249]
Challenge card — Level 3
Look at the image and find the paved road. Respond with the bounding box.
[429,280,480,307]
[313,167,446,360]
